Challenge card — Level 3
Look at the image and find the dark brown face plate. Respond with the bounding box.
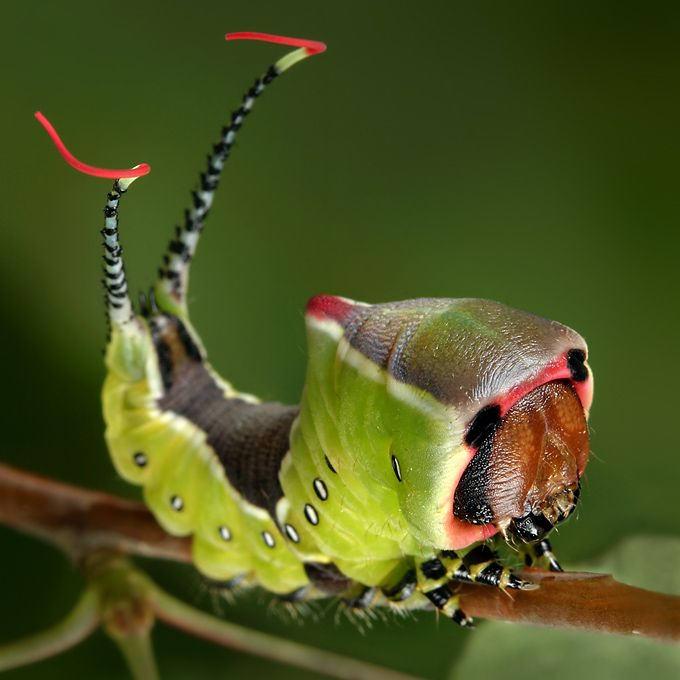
[454,380,589,531]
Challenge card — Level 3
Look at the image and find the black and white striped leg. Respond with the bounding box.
[522,539,563,572]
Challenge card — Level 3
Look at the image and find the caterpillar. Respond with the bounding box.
[36,31,593,627]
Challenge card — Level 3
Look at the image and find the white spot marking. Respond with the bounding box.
[304,504,319,526]
[262,530,276,548]
[313,478,328,501]
[284,524,300,543]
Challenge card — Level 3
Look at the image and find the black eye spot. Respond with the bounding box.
[465,404,501,448]
[170,495,184,512]
[567,349,588,382]
[133,452,147,468]
[325,455,337,474]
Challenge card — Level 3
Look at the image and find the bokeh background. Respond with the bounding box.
[1,2,679,678]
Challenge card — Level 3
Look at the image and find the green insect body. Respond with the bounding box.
[40,33,594,624]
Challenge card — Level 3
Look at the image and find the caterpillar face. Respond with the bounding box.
[454,379,589,543]
[306,295,593,550]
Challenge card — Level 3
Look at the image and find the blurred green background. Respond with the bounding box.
[1,2,679,678]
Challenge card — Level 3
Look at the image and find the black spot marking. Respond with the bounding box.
[218,525,232,542]
[465,404,501,448]
[567,348,588,382]
[170,495,184,512]
[453,435,495,525]
[508,512,554,542]
[463,544,496,566]
[133,452,147,468]
[421,558,447,580]
[476,562,503,587]
[391,454,403,482]
[325,455,337,474]
[424,584,451,609]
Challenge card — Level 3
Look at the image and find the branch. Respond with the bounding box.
[1,462,679,645]
[0,589,99,672]
[0,462,190,563]
[458,571,680,642]
[149,582,419,680]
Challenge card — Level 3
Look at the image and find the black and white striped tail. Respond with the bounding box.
[156,64,280,309]
[102,179,136,329]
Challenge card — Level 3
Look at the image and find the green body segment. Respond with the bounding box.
[102,294,590,601]
[102,321,309,594]
[101,307,455,597]
[277,317,454,585]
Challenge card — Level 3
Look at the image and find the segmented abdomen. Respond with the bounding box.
[102,313,307,594]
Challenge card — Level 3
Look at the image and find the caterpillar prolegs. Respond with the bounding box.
[36,32,593,626]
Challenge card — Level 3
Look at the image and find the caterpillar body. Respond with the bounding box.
[37,32,593,625]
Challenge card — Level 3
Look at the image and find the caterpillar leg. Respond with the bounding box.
[420,547,537,593]
[416,571,474,628]
[380,568,417,603]
[521,538,563,572]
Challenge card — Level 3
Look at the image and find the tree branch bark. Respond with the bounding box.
[1,462,678,643]
[0,463,190,564]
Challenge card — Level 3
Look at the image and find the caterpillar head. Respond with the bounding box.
[453,374,589,545]
[307,295,593,550]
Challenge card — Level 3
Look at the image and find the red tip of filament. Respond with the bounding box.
[34,111,151,179]
[225,32,327,56]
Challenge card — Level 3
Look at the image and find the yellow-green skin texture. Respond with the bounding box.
[103,320,308,594]
[102,294,589,598]
[277,316,450,586]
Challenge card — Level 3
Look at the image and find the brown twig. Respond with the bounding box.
[0,462,190,564]
[459,571,680,642]
[1,462,679,643]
